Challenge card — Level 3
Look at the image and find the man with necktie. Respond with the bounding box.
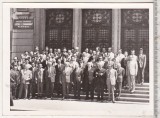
[106,63,117,103]
[138,48,146,85]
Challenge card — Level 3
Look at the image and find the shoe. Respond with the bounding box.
[130,90,134,94]
[101,99,104,102]
[62,97,65,100]
[107,97,111,101]
[97,98,100,101]
[112,100,115,103]
[85,97,89,100]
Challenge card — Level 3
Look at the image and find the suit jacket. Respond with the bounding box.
[117,67,125,82]
[48,66,56,82]
[55,64,65,83]
[121,57,128,70]
[62,67,72,83]
[106,68,117,85]
[10,69,20,85]
[35,68,44,83]
[73,68,83,83]
[107,52,114,60]
[94,68,106,84]
[138,54,146,69]
[88,67,96,84]
[104,61,114,69]
[20,69,32,84]
[128,55,138,61]
[126,60,138,76]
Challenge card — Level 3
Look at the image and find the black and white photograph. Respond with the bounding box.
[2,2,154,117]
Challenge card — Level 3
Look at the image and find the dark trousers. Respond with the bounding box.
[10,83,14,106]
[122,75,127,87]
[18,83,25,99]
[56,82,62,96]
[32,82,37,98]
[45,78,52,97]
[138,67,145,84]
[12,84,19,99]
[51,82,55,97]
[18,83,31,99]
[74,81,81,98]
[97,80,104,100]
[86,81,95,99]
[10,92,14,106]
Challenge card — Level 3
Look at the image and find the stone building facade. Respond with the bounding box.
[10,8,149,81]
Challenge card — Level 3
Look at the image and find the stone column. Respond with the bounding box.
[34,9,41,50]
[34,9,46,52]
[40,9,46,51]
[73,9,82,52]
[112,9,121,54]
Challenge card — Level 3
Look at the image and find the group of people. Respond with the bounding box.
[10,46,146,105]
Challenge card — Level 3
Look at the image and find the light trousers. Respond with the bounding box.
[128,75,136,92]
[37,82,43,95]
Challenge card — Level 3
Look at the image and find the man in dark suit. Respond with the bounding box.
[55,58,65,97]
[94,62,106,101]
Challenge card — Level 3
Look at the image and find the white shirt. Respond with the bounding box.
[116,53,125,63]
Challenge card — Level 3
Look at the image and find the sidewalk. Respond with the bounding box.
[10,99,153,117]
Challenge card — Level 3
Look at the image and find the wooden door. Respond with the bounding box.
[82,9,112,51]
[121,9,149,82]
[45,9,73,50]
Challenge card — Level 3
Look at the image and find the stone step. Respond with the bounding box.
[118,97,149,103]
[121,93,149,99]
[68,93,149,99]
[135,87,149,91]
[58,94,149,103]
[135,83,149,87]
[121,90,149,94]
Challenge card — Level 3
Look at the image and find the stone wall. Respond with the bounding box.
[10,9,120,59]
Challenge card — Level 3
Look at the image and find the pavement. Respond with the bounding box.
[10,98,153,117]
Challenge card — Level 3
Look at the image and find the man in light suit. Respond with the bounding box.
[44,61,57,99]
[126,50,138,93]
[138,48,146,85]
[19,64,32,99]
[62,62,72,99]
[106,63,117,103]
[72,64,83,99]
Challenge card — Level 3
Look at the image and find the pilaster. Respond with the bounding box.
[112,9,121,53]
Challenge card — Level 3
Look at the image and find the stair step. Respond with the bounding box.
[135,84,149,87]
[135,87,149,91]
[121,90,149,94]
[118,97,149,103]
[121,93,149,98]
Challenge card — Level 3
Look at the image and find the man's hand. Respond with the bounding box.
[60,81,62,84]
[72,82,74,85]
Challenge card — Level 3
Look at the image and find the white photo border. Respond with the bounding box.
[2,2,154,117]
